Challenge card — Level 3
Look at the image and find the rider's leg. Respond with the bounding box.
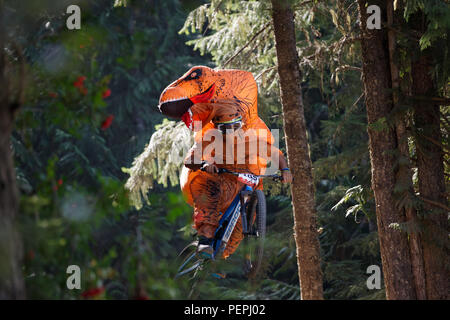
[196,222,216,256]
[190,174,222,256]
[197,222,216,238]
[189,170,247,258]
[223,219,244,259]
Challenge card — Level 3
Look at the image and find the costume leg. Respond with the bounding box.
[222,219,244,259]
[189,172,248,259]
[189,173,222,238]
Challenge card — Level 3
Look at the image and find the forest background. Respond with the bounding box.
[1,0,448,300]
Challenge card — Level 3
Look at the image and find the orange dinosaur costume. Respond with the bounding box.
[159,66,282,258]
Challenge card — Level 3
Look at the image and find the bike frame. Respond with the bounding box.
[211,184,254,260]
[175,169,281,278]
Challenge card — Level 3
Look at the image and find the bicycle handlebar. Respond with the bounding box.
[201,166,283,182]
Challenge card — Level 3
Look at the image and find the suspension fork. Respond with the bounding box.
[240,188,253,235]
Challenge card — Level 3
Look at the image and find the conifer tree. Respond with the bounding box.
[271,0,324,300]
[357,0,417,299]
[408,6,449,300]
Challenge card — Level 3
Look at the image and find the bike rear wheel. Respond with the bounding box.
[243,189,266,279]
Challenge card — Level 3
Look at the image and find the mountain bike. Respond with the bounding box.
[175,168,282,280]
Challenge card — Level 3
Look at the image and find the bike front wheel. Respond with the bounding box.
[243,189,266,279]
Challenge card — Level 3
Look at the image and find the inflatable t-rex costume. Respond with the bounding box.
[159,66,282,258]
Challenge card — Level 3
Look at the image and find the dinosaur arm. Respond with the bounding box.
[184,142,203,171]
[183,137,215,170]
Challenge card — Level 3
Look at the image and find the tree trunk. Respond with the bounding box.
[0,6,26,299]
[271,0,323,300]
[357,0,416,299]
[410,12,449,298]
[386,0,426,300]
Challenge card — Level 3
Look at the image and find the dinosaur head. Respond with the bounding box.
[158,66,217,118]
[158,66,258,121]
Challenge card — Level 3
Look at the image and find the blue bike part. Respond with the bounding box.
[175,168,277,280]
[240,185,254,234]
[211,185,253,260]
[211,202,238,258]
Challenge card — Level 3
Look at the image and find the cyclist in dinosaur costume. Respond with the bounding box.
[158,66,292,259]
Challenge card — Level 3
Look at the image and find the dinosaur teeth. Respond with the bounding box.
[160,96,188,104]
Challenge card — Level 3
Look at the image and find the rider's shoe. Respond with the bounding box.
[197,236,214,259]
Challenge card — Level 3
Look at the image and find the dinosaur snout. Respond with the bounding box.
[158,87,193,119]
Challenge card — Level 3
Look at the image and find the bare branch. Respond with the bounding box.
[255,66,277,81]
[335,65,362,73]
[418,196,450,212]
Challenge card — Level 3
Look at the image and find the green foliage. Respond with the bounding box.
[11,0,207,299]
[174,0,385,300]
[403,0,450,50]
[397,0,450,92]
[331,185,374,221]
[13,0,447,300]
[180,0,277,88]
[323,259,385,300]
[125,119,193,209]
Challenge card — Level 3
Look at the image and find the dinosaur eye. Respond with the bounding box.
[184,69,202,81]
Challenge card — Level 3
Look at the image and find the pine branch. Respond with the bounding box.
[222,21,271,68]
[440,112,450,129]
[201,0,224,36]
[332,93,364,140]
